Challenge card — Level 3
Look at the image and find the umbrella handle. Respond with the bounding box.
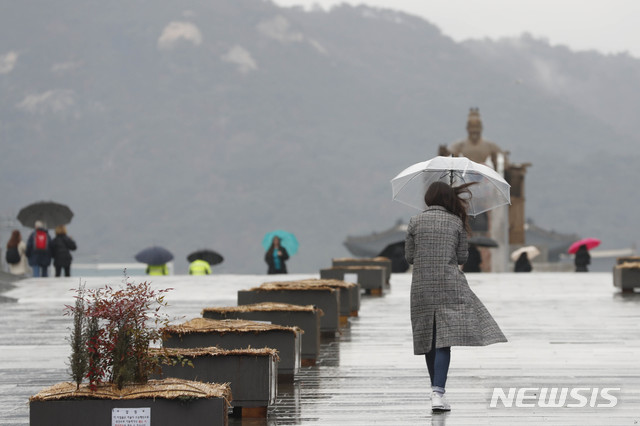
[450,170,454,186]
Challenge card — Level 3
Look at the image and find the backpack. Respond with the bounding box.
[35,230,48,250]
[5,247,20,264]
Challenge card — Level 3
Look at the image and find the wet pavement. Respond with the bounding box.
[1,272,639,425]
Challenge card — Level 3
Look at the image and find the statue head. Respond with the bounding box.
[466,107,483,144]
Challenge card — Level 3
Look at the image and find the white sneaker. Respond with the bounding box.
[431,391,451,412]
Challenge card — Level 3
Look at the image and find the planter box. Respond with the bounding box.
[238,288,340,336]
[154,347,277,417]
[30,379,230,426]
[202,303,321,365]
[616,256,640,265]
[260,279,360,319]
[320,266,385,295]
[332,257,392,283]
[289,279,361,318]
[164,319,300,381]
[613,264,640,292]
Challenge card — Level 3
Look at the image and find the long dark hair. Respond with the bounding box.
[7,230,21,249]
[424,181,476,231]
[267,236,281,257]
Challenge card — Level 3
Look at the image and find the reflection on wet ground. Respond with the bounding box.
[1,273,639,425]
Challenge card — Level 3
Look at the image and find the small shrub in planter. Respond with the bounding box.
[30,274,231,426]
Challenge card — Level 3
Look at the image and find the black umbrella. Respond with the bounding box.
[468,236,499,248]
[135,246,174,265]
[187,249,224,266]
[17,201,73,228]
[378,241,410,273]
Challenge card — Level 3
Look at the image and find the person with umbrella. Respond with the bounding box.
[514,252,532,273]
[187,249,223,275]
[568,238,599,273]
[575,244,591,272]
[462,244,482,273]
[265,236,289,275]
[188,259,211,275]
[25,220,53,277]
[135,246,173,276]
[394,158,509,413]
[510,246,539,273]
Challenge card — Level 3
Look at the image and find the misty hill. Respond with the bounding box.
[1,0,638,273]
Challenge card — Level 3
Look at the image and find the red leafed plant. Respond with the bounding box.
[65,272,173,390]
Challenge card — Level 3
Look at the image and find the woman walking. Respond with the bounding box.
[51,225,77,277]
[5,230,30,276]
[405,181,507,412]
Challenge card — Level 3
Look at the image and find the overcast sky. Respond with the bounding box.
[273,0,640,58]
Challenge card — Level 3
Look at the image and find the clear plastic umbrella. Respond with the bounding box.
[391,156,511,216]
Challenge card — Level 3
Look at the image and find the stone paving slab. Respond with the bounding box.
[1,273,639,425]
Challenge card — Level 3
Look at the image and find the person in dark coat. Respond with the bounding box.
[575,244,591,272]
[514,252,532,272]
[265,236,289,274]
[25,220,53,277]
[51,225,77,277]
[462,244,482,272]
[405,181,507,413]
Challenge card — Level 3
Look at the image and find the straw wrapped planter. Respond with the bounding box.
[202,302,322,365]
[613,261,640,292]
[237,284,340,336]
[263,279,360,321]
[29,378,231,426]
[332,257,392,284]
[164,319,301,382]
[152,347,277,418]
[320,265,386,295]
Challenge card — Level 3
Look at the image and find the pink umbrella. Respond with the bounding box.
[568,238,601,254]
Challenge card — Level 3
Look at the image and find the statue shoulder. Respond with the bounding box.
[449,139,466,152]
[483,139,503,153]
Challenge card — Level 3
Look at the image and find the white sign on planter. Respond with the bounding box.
[343,273,358,284]
[112,407,151,426]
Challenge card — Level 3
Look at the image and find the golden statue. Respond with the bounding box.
[448,108,503,169]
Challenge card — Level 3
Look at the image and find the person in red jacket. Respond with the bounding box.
[25,220,52,277]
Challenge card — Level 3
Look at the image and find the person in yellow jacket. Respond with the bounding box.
[189,259,211,275]
[146,264,169,276]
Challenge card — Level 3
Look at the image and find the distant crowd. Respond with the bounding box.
[4,220,76,278]
[4,225,293,278]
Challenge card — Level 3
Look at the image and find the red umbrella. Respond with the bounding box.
[568,238,601,254]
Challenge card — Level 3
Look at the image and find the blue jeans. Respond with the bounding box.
[425,319,451,393]
[32,265,48,277]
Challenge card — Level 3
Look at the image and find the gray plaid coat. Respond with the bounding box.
[405,206,507,355]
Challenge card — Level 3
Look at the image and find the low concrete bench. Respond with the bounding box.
[153,347,277,418]
[164,318,301,382]
[332,257,392,284]
[238,285,340,336]
[29,379,231,426]
[320,266,386,295]
[202,303,321,365]
[613,261,640,293]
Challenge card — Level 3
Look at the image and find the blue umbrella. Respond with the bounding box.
[135,246,174,265]
[262,230,299,255]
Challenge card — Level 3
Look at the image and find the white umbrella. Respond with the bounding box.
[510,246,540,262]
[391,156,511,216]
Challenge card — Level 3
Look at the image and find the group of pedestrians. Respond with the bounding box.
[4,221,77,278]
[146,236,290,276]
